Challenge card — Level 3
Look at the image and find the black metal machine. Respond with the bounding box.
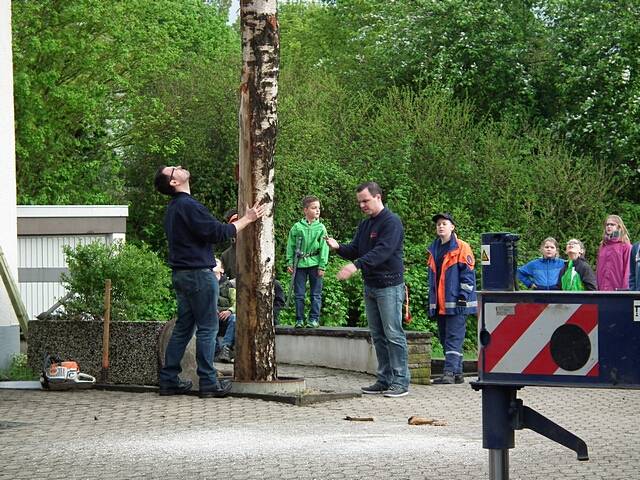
[472,233,640,479]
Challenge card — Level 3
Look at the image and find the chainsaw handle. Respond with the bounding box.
[74,372,96,384]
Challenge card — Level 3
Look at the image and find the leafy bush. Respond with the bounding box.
[61,241,175,322]
[0,353,38,381]
[274,82,614,355]
[278,259,353,327]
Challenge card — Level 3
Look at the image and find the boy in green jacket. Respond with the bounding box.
[286,196,330,328]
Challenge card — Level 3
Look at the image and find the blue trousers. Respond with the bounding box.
[364,283,410,388]
[294,266,323,323]
[159,269,219,389]
[435,313,467,374]
[217,313,236,349]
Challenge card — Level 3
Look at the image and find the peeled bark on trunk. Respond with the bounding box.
[235,0,279,382]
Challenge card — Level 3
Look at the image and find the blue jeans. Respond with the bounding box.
[364,283,410,388]
[294,266,323,323]
[436,313,466,374]
[217,313,236,349]
[160,269,219,389]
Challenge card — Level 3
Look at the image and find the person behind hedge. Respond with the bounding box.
[556,239,597,291]
[326,181,410,398]
[213,262,236,363]
[154,165,265,398]
[220,205,285,324]
[427,213,477,385]
[286,195,330,328]
[596,214,632,290]
[220,208,239,280]
[273,279,286,325]
[517,237,565,290]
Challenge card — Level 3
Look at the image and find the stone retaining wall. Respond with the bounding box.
[27,320,162,385]
[275,326,432,385]
[27,321,433,386]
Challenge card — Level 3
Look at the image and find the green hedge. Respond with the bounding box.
[272,83,614,352]
[61,241,176,322]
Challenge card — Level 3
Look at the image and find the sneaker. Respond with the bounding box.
[307,320,320,328]
[361,382,389,394]
[383,385,409,398]
[199,379,232,398]
[217,345,232,363]
[295,320,304,328]
[455,373,465,384]
[432,372,455,385]
[159,379,193,396]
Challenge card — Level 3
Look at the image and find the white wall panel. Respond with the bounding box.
[18,235,111,318]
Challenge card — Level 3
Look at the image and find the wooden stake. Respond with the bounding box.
[0,246,30,333]
[101,279,112,383]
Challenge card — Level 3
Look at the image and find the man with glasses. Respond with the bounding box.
[154,165,265,398]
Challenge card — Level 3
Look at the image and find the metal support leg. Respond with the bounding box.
[482,386,517,480]
[512,400,589,461]
[474,382,589,479]
[489,449,509,480]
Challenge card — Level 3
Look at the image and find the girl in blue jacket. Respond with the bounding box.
[517,237,565,290]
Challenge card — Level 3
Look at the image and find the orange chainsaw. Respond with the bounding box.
[40,354,96,390]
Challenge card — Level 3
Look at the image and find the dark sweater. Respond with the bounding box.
[556,257,597,291]
[337,207,404,288]
[165,192,236,269]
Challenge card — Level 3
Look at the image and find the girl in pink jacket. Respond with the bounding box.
[596,214,632,290]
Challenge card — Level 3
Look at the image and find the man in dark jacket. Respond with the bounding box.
[154,165,265,398]
[326,181,410,398]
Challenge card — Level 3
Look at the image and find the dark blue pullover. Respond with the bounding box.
[337,207,404,288]
[165,192,236,270]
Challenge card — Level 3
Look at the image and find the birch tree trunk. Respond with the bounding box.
[235,0,279,381]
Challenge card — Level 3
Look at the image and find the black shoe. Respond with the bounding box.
[217,345,232,363]
[159,379,193,396]
[199,379,232,398]
[361,381,389,394]
[383,385,409,398]
[432,372,455,385]
[455,373,465,384]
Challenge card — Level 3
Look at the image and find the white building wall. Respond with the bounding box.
[0,0,20,369]
[16,206,128,320]
[18,235,111,319]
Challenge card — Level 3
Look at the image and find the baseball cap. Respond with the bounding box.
[432,212,455,225]
[224,208,238,223]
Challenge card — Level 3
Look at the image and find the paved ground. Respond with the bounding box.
[0,365,638,480]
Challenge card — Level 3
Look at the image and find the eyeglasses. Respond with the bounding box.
[169,167,176,182]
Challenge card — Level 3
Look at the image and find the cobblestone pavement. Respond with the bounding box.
[0,365,638,480]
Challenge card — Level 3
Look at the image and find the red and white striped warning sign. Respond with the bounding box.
[483,303,599,376]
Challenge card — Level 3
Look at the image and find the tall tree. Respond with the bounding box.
[235,0,279,381]
[539,0,640,199]
[12,0,234,205]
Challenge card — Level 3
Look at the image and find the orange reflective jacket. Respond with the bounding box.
[427,234,477,316]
